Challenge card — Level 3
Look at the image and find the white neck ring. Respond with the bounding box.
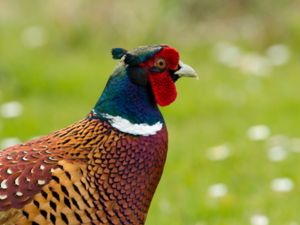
[100,113,163,136]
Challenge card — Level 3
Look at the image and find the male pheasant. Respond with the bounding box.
[0,45,197,225]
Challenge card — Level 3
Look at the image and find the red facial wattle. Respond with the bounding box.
[146,47,180,106]
[148,72,177,106]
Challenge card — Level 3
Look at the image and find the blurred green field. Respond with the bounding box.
[1,1,300,225]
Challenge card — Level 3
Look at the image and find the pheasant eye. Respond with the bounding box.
[154,58,167,69]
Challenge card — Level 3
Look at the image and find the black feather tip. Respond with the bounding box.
[111,48,128,60]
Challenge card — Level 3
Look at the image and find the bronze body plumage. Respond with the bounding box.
[0,116,168,224]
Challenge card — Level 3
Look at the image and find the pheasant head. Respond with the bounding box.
[112,45,197,106]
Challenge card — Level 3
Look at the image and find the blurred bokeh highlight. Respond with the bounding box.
[1,1,300,225]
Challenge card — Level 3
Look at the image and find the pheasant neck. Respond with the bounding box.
[93,67,164,132]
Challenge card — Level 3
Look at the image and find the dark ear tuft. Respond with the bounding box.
[124,53,140,65]
[111,48,127,60]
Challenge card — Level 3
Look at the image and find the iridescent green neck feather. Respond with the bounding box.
[93,62,164,126]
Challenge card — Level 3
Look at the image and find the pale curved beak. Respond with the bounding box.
[175,60,198,78]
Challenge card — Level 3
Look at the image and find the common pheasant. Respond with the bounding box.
[0,45,197,225]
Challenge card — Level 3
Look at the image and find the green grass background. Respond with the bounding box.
[1,1,300,224]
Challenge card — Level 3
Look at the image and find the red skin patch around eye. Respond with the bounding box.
[143,46,180,106]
